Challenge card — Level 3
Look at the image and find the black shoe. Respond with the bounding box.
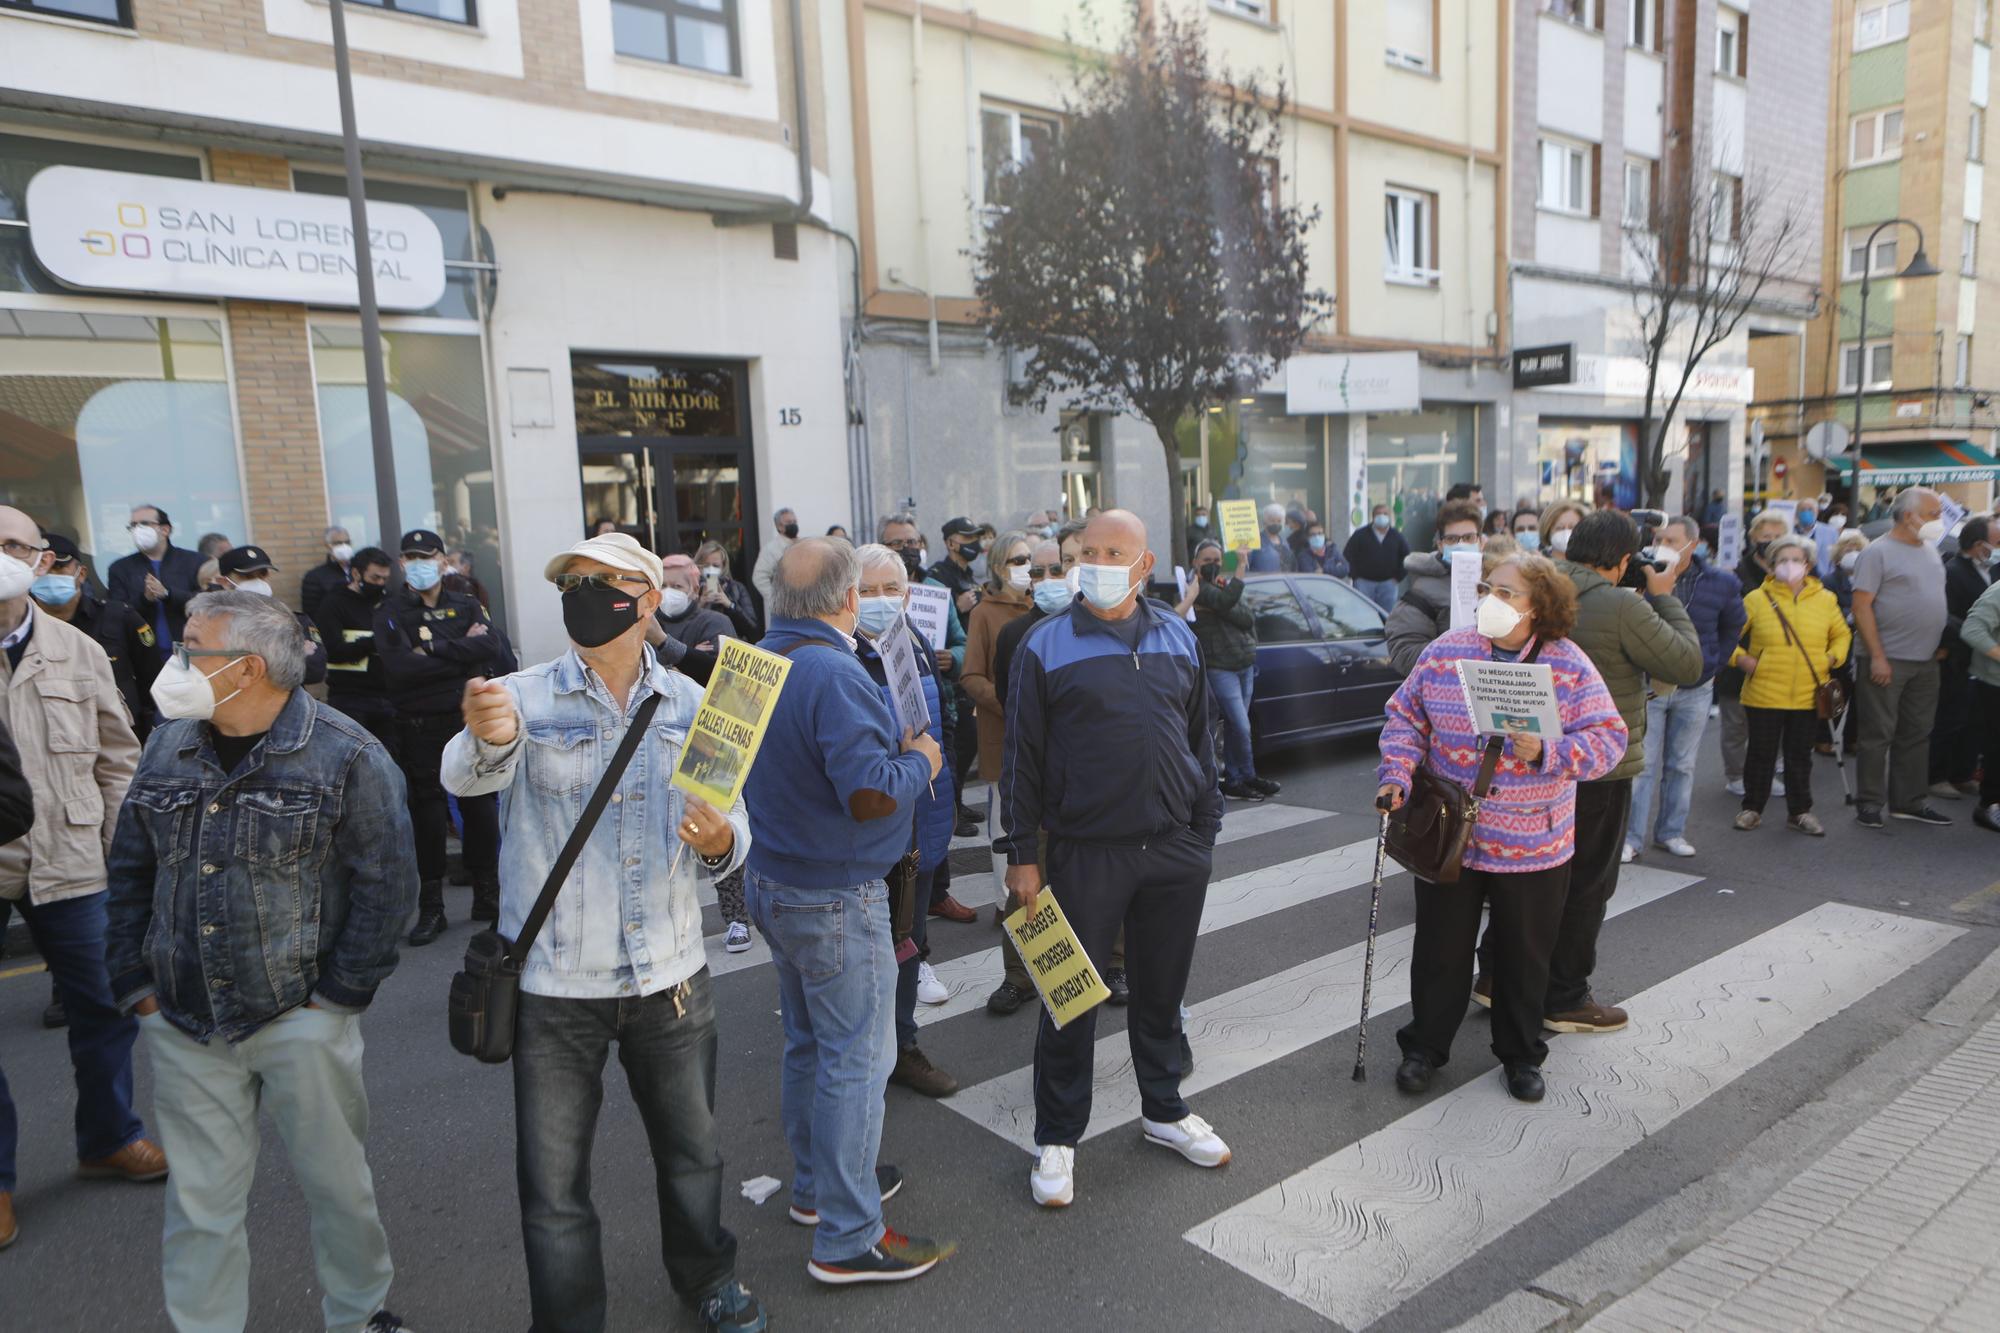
[1395,1054,1435,1094]
[41,990,67,1030]
[1892,805,1953,826]
[1504,1064,1545,1103]
[470,884,500,924]
[1220,780,1264,801]
[407,910,447,947]
[1247,776,1282,797]
[364,1314,414,1333]
[1856,803,1886,829]
[1976,804,2000,833]
[955,817,978,838]
[1104,968,1130,1006]
[958,801,985,825]
[986,982,1034,1016]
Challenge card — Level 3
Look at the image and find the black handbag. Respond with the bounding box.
[1383,735,1505,884]
[448,693,664,1063]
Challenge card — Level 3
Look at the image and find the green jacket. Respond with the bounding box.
[1959,578,2000,688]
[1190,576,1257,672]
[1558,560,1705,781]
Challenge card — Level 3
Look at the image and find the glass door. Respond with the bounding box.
[579,445,658,549]
[661,445,751,579]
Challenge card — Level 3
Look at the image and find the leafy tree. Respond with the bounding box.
[972,8,1330,560]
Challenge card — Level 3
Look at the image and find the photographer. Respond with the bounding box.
[1179,540,1276,801]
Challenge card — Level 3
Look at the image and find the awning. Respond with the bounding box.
[1830,442,2000,485]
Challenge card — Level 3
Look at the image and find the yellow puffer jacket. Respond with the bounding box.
[1733,576,1852,710]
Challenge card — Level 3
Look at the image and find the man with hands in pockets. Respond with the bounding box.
[441,532,765,1333]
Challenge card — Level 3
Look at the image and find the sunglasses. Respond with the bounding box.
[553,572,651,594]
[1027,565,1063,579]
[1001,553,1032,566]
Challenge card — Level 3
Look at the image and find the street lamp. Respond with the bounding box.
[1850,218,1941,510]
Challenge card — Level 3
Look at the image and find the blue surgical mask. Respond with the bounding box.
[404,558,442,591]
[29,573,77,606]
[1696,543,1712,562]
[856,594,903,637]
[1372,513,1391,530]
[1032,580,1074,615]
[1076,558,1140,611]
[1308,535,1326,553]
[1797,511,1815,528]
[1192,515,1209,529]
[1515,531,1541,552]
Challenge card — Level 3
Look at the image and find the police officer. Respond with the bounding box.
[213,545,327,686]
[312,546,397,754]
[375,529,514,944]
[30,535,159,742]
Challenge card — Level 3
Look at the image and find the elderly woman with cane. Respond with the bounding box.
[1373,554,1626,1103]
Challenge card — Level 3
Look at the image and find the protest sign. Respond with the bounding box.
[1762,498,1797,531]
[1002,890,1111,1030]
[904,582,951,651]
[671,638,792,810]
[1449,548,1481,631]
[1939,495,1969,553]
[1715,512,1743,571]
[879,615,931,738]
[1455,658,1562,738]
[1216,499,1260,552]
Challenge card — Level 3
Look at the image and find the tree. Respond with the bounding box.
[1629,165,1803,508]
[972,8,1330,561]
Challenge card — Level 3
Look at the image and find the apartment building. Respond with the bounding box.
[1769,0,2000,512]
[0,0,845,659]
[833,0,1509,553]
[1512,0,1827,518]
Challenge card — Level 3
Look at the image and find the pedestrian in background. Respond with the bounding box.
[1181,539,1277,802]
[1297,518,1350,577]
[1851,487,1952,829]
[961,528,1035,913]
[1826,529,1870,618]
[1246,503,1296,573]
[1721,509,1793,796]
[1386,499,1484,675]
[443,550,491,611]
[107,503,202,668]
[32,533,159,742]
[751,506,799,608]
[743,538,955,1285]
[314,547,399,754]
[1379,554,1625,1104]
[695,539,762,641]
[107,592,417,1333]
[1730,536,1850,836]
[300,525,355,616]
[1345,503,1410,612]
[443,534,766,1333]
[214,545,328,686]
[1510,508,1544,552]
[656,553,734,652]
[0,717,33,1243]
[1931,517,1995,800]
[1958,574,2000,833]
[1539,499,1589,559]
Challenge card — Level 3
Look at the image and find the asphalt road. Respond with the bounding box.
[4,729,1997,1332]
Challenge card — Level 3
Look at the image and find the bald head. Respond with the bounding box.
[0,506,41,548]
[1076,509,1153,616]
[771,536,863,626]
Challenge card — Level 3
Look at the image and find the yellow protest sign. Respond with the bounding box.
[670,638,792,810]
[1003,890,1111,1030]
[1216,498,1260,552]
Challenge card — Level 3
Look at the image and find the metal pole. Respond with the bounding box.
[1852,234,1874,513]
[329,0,401,547]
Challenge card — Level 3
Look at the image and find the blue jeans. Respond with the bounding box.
[746,869,896,1263]
[894,860,943,1050]
[1208,666,1258,784]
[1355,578,1398,612]
[512,977,737,1331]
[1627,679,1714,848]
[0,890,146,1192]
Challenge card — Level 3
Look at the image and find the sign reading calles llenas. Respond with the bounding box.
[26,167,447,311]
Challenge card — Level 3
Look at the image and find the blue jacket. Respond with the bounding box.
[999,596,1222,861]
[1673,555,1747,687]
[1245,535,1294,573]
[744,616,933,889]
[856,624,956,873]
[104,689,418,1043]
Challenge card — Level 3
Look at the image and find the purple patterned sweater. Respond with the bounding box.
[1377,628,1628,873]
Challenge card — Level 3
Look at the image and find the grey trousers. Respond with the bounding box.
[1719,694,1748,781]
[1855,657,1941,812]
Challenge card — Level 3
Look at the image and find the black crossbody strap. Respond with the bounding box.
[1763,591,1826,690]
[507,691,664,966]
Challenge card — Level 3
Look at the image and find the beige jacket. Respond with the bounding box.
[0,608,140,905]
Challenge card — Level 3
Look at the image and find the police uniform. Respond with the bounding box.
[375,529,515,941]
[35,535,159,741]
[312,568,397,756]
[214,546,327,687]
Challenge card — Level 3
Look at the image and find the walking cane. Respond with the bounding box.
[1352,806,1391,1082]
[1834,705,1854,806]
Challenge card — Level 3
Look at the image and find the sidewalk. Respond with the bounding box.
[1579,1008,2000,1333]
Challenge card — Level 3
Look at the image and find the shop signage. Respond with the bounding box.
[572,357,742,438]
[1512,343,1574,388]
[1285,351,1422,415]
[26,167,446,310]
[1536,354,1755,404]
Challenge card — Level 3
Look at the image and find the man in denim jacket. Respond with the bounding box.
[104,591,418,1333]
[441,533,765,1333]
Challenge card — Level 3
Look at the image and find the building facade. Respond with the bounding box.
[0,0,847,661]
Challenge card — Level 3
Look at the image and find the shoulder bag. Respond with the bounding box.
[448,692,664,1063]
[1762,591,1849,720]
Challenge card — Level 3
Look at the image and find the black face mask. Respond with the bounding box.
[1265,524,1283,537]
[1197,563,1221,582]
[955,542,982,562]
[781,523,800,539]
[900,548,925,581]
[356,583,385,602]
[562,582,643,649]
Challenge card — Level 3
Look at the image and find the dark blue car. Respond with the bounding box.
[1237,573,1400,755]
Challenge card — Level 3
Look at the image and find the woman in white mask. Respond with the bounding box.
[1374,553,1627,1105]
[1730,536,1850,835]
[959,528,1035,859]
[1537,500,1589,559]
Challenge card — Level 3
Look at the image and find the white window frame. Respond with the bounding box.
[1850,107,1905,167]
[1979,1,1991,42]
[1958,335,1974,388]
[1384,187,1439,287]
[1855,1,1911,52]
[1539,137,1592,216]
[1208,0,1270,20]
[1974,108,1987,163]
[1716,5,1744,76]
[1843,227,1900,280]
[1710,172,1742,240]
[1965,219,1981,276]
[978,103,1060,214]
[1840,340,1895,392]
[1385,0,1434,71]
[1627,0,1657,48]
[1623,158,1653,228]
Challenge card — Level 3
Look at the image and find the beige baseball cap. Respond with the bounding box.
[543,533,663,588]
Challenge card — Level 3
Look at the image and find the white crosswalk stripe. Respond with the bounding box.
[945,864,1704,1151]
[1181,902,1963,1331]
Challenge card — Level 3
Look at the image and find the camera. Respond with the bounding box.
[1622,509,1672,588]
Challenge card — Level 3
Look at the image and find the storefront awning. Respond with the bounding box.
[1830,442,2000,486]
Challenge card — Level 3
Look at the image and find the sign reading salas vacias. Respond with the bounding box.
[26,167,447,311]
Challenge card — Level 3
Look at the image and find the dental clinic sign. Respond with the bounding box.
[26,167,446,311]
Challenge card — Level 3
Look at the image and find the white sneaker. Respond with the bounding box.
[723,922,753,954]
[916,961,948,1005]
[1725,778,1745,797]
[1657,837,1697,858]
[1032,1145,1074,1207]
[1142,1112,1231,1168]
[1619,843,1638,864]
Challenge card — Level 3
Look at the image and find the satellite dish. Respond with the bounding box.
[1804,421,1852,461]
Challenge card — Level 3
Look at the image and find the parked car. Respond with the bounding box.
[1237,573,1400,754]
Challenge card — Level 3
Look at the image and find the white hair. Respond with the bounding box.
[1261,503,1286,524]
[185,591,307,690]
[854,542,905,578]
[1892,487,1936,521]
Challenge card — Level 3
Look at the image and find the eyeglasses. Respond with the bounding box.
[0,540,45,563]
[1002,553,1032,566]
[171,644,248,671]
[1027,565,1063,579]
[553,572,651,594]
[1474,582,1530,605]
[1440,534,1482,548]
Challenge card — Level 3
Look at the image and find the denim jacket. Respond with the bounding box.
[104,689,418,1044]
[440,646,749,1001]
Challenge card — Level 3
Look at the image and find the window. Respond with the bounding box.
[346,0,473,22]
[0,0,129,25]
[1975,108,1987,163]
[1623,158,1654,227]
[1965,220,1980,276]
[1296,577,1387,641]
[980,105,1059,209]
[1385,0,1433,71]
[1850,108,1905,166]
[1979,1,1991,42]
[294,174,479,322]
[1240,581,1314,643]
[1627,0,1658,49]
[1958,335,1974,388]
[1541,0,1596,26]
[1840,340,1895,391]
[1539,138,1591,214]
[1711,172,1742,240]
[1855,1,1910,51]
[1717,6,1747,77]
[1209,0,1270,19]
[1384,187,1438,284]
[611,0,739,76]
[3,134,204,295]
[1844,227,1900,278]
